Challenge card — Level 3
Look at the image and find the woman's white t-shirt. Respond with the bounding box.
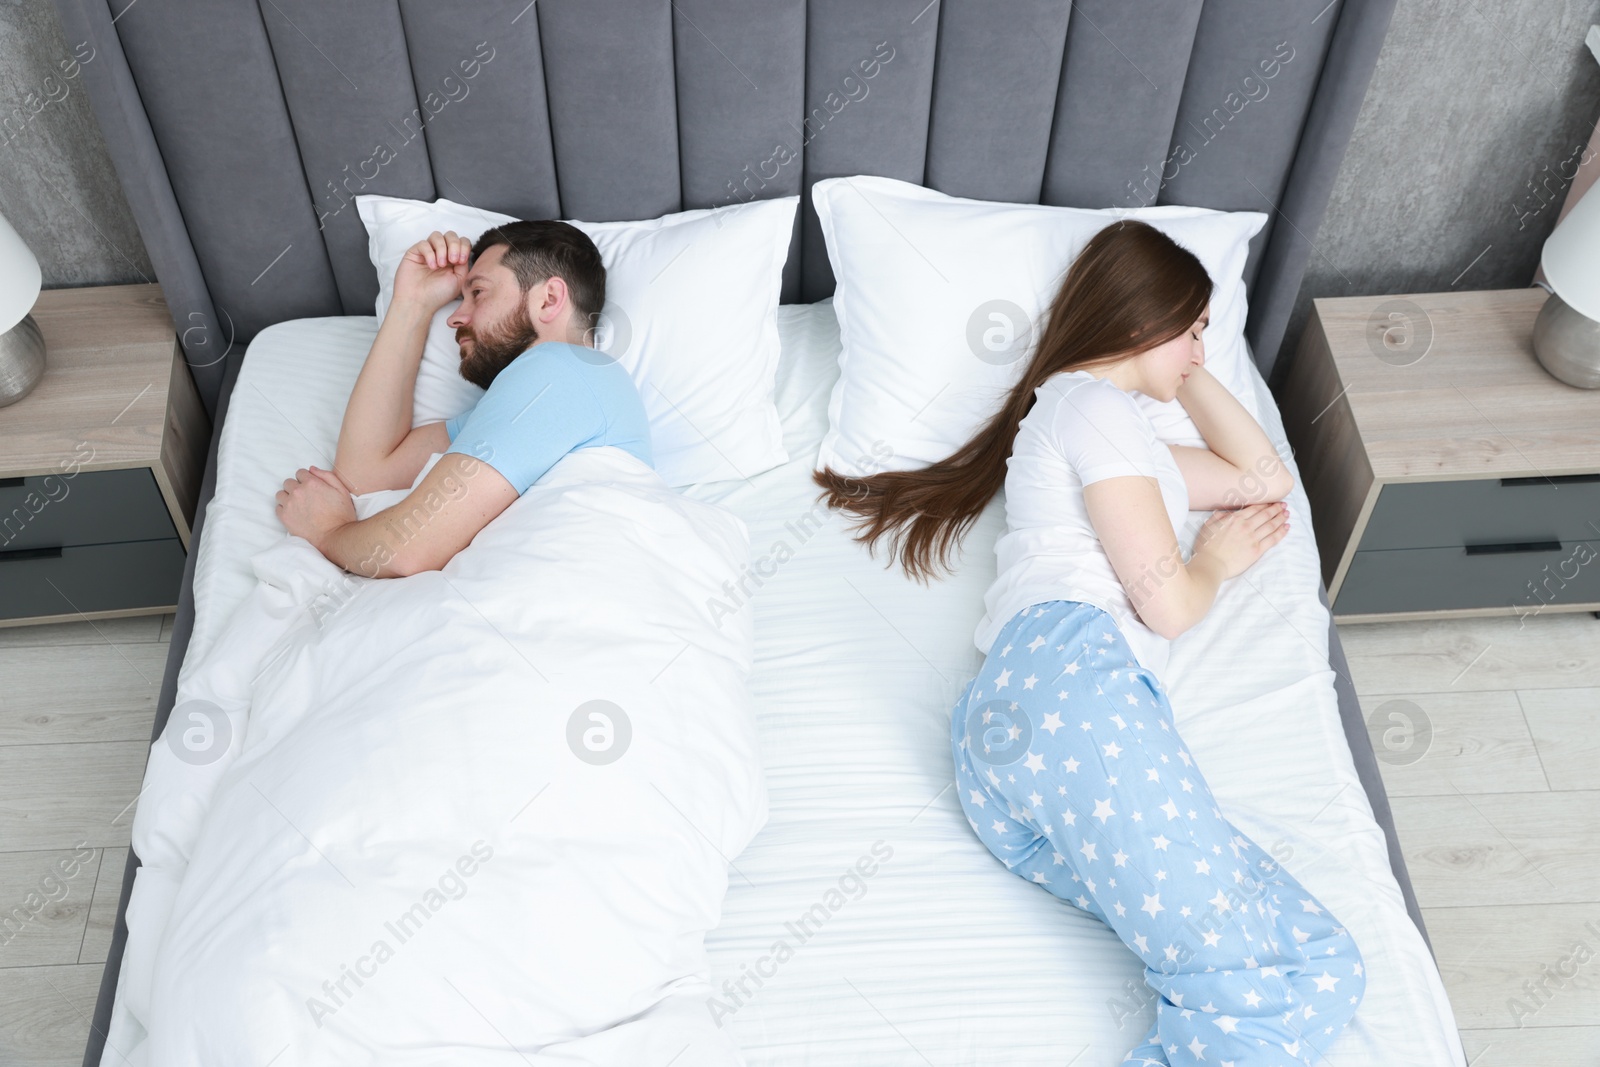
[975,370,1190,683]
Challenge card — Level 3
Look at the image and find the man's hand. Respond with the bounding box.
[306,454,520,579]
[275,466,357,551]
[392,230,473,313]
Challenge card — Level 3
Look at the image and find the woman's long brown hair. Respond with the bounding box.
[815,219,1213,581]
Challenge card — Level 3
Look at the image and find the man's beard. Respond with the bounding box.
[456,302,538,389]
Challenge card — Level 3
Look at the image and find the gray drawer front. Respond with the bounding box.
[0,468,177,552]
[0,540,186,621]
[1359,475,1600,552]
[1336,540,1600,615]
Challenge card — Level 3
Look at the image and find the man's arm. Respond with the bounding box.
[334,303,450,494]
[334,231,471,495]
[276,455,518,578]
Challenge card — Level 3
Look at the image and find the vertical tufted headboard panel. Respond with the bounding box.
[56,0,1395,416]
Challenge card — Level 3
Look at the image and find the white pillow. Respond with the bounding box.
[811,175,1268,474]
[356,194,797,486]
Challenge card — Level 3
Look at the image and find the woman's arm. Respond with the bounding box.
[1166,366,1293,510]
[1086,475,1289,639]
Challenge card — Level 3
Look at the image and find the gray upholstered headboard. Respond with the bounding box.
[57,0,1396,418]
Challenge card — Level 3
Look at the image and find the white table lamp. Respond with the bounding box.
[0,211,45,407]
[1532,27,1600,389]
[1536,183,1600,388]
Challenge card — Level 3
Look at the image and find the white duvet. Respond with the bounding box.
[120,446,767,1065]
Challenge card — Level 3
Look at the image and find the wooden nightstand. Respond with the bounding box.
[1279,288,1600,622]
[0,284,209,626]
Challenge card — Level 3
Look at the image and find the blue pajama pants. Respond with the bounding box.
[951,601,1365,1067]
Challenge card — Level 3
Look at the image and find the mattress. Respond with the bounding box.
[104,301,1465,1066]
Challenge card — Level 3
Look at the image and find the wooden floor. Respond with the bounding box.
[1338,609,1600,1066]
[0,614,168,1067]
[1,610,1595,1064]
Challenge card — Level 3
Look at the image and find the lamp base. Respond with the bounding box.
[0,314,45,407]
[1533,293,1600,389]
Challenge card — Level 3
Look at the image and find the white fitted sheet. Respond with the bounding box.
[108,301,1464,1066]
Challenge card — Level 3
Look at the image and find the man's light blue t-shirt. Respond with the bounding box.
[444,342,652,494]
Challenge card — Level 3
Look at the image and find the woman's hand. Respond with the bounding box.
[1190,501,1289,580]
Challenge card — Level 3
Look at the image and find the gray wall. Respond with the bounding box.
[2,0,1597,357]
[1281,0,1600,374]
[0,0,151,286]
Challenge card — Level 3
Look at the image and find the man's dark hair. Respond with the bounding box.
[469,220,606,330]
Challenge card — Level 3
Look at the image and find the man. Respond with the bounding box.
[275,221,651,576]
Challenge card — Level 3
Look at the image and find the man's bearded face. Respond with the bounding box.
[456,298,537,389]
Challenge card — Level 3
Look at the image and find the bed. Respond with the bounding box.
[53,0,1461,1063]
[93,304,1461,1064]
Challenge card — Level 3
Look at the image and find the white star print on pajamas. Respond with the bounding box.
[951,600,1366,1067]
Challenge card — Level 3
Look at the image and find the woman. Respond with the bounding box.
[816,221,1364,1066]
